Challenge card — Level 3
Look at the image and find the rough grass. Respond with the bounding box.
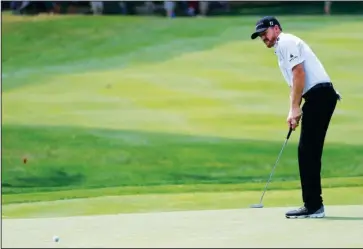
[2,125,363,195]
[2,15,363,206]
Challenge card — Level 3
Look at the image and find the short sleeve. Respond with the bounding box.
[281,40,305,70]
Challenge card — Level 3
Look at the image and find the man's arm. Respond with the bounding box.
[290,63,305,109]
[281,40,305,129]
[287,63,304,129]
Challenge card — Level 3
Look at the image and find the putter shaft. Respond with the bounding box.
[257,128,292,205]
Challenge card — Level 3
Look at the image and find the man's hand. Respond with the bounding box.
[287,106,302,130]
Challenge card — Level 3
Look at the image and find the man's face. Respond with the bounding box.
[259,26,279,48]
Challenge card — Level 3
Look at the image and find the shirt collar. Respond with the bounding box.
[274,32,283,54]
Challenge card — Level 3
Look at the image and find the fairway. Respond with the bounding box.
[3,206,363,248]
[2,12,363,222]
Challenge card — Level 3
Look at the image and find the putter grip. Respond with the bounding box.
[286,127,293,140]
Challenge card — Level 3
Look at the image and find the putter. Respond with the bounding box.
[250,127,293,208]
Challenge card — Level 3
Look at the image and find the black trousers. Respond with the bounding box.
[299,83,339,210]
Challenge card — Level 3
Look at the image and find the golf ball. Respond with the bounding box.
[53,236,59,242]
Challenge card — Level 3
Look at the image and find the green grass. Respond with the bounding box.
[3,187,363,219]
[2,14,363,209]
[1,14,344,74]
[2,125,363,195]
[3,177,363,205]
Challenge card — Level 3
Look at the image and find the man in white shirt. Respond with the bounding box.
[250,16,340,218]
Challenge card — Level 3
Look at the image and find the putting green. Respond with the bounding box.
[3,205,363,248]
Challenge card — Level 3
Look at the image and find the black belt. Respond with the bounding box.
[302,82,335,100]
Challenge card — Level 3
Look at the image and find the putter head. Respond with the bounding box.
[250,203,264,208]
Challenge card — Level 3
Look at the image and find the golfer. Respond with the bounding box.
[250,16,341,218]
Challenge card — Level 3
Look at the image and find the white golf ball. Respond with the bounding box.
[53,236,60,242]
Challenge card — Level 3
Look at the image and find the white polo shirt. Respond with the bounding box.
[274,32,331,95]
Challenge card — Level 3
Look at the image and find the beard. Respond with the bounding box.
[263,37,276,48]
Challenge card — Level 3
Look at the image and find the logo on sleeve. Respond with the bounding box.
[289,53,298,62]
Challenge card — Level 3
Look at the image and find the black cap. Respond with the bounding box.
[250,16,282,40]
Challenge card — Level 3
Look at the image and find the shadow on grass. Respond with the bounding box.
[16,169,83,188]
[2,124,363,194]
[3,169,84,188]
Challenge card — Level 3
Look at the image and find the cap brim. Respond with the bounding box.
[250,28,267,40]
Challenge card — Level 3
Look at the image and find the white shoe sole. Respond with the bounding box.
[286,212,325,219]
